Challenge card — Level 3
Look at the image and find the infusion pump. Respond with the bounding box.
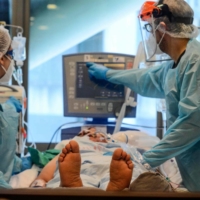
[0,85,26,154]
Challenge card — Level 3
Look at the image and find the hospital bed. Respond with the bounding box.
[2,136,200,199]
[2,128,200,199]
[6,130,187,194]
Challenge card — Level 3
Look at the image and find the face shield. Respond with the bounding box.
[138,1,195,63]
[138,1,171,62]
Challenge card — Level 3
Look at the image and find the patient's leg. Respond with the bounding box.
[106,148,133,191]
[58,140,83,187]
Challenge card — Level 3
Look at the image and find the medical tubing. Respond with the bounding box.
[113,42,144,134]
[12,66,22,85]
[121,122,165,129]
[47,121,81,150]
[120,142,146,170]
[22,87,27,155]
[47,127,60,150]
[113,89,131,134]
[24,121,37,149]
[4,24,23,34]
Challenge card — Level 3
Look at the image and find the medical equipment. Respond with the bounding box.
[63,53,137,118]
[61,53,138,138]
[12,33,26,85]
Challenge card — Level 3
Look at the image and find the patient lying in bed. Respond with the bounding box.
[29,128,173,192]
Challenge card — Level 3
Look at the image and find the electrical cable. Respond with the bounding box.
[46,121,81,150]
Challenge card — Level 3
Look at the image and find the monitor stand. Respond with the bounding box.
[61,117,139,140]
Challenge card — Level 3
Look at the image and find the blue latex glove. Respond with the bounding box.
[7,96,22,113]
[86,62,109,80]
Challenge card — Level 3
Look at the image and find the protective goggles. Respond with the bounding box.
[5,49,14,59]
[138,1,193,24]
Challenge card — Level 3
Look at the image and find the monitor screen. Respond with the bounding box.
[62,53,137,119]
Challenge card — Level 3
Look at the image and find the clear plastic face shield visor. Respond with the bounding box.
[138,1,194,63]
[139,16,171,62]
[138,1,171,62]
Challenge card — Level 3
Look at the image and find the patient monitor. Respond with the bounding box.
[62,53,138,138]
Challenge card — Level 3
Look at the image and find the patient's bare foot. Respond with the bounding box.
[58,140,83,187]
[106,148,134,191]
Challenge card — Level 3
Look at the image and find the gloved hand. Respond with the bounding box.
[86,62,109,80]
[7,96,22,113]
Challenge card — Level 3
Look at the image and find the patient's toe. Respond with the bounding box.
[65,143,71,152]
[121,150,127,160]
[112,148,123,160]
[127,160,134,169]
[126,154,131,162]
[69,140,80,153]
[62,147,67,154]
[58,153,65,162]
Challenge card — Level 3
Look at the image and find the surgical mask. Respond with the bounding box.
[0,56,14,84]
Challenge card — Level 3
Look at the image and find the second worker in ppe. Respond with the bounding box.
[87,0,200,192]
[0,26,22,188]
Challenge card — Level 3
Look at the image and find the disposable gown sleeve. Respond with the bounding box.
[106,64,169,98]
[143,59,200,167]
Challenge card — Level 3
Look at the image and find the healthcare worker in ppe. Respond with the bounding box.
[86,0,200,192]
[0,26,22,188]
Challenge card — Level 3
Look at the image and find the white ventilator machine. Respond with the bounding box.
[62,52,138,140]
[0,22,28,155]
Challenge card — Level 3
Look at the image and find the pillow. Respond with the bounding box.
[130,171,173,192]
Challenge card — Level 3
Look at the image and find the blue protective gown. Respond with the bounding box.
[106,39,200,192]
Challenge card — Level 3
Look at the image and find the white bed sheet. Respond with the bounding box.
[9,164,40,188]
